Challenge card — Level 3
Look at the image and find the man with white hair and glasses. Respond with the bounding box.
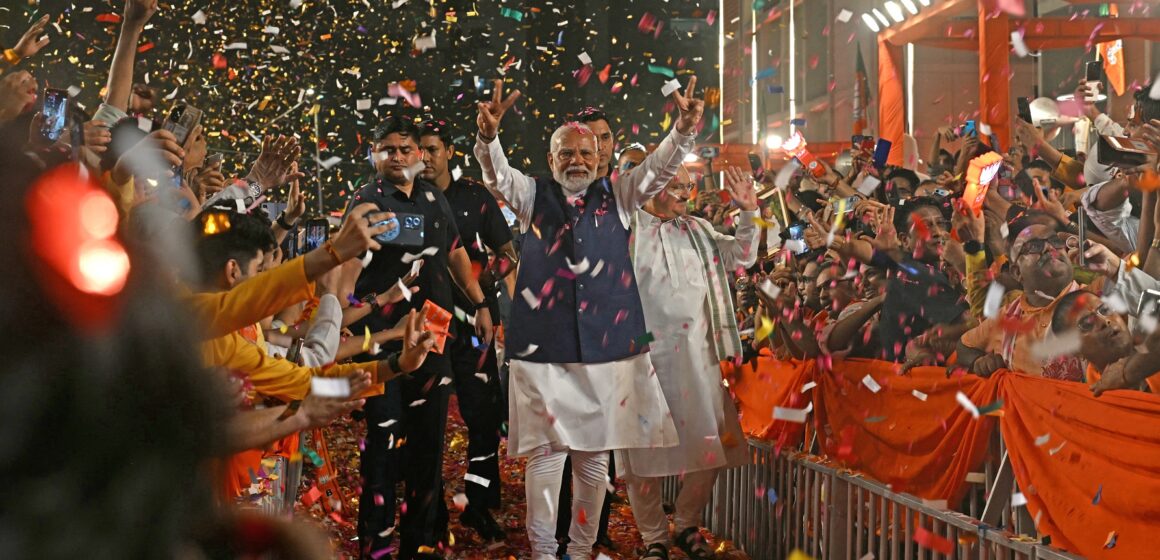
[472,77,705,559]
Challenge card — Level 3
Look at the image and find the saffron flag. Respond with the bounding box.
[853,45,870,136]
[1097,4,1125,96]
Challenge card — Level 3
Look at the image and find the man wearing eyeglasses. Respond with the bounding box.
[619,164,760,560]
[956,224,1091,380]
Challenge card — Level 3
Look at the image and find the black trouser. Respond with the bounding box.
[556,453,614,543]
[358,355,450,559]
[449,318,504,511]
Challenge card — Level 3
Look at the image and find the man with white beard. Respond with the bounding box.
[472,78,705,560]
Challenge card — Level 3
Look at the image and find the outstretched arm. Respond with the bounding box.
[473,80,536,229]
[104,0,156,112]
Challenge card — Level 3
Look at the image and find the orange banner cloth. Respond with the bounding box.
[978,7,1011,153]
[876,38,905,167]
[728,356,1160,559]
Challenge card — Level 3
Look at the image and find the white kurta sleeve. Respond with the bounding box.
[298,294,343,367]
[613,126,697,227]
[693,211,761,270]
[474,135,537,232]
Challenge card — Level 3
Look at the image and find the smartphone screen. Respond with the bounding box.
[303,218,329,253]
[41,88,69,142]
[1085,60,1102,82]
[1077,207,1087,267]
[163,103,203,147]
[872,139,892,169]
[786,222,810,255]
[1017,97,1032,124]
[748,153,765,181]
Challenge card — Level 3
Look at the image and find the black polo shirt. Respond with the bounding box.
[441,177,513,312]
[349,177,460,335]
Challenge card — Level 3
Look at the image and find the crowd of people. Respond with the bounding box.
[5,1,1160,559]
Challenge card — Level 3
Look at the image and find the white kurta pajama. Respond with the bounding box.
[474,125,693,559]
[619,208,758,545]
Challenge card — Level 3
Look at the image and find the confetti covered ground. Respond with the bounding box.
[298,394,666,559]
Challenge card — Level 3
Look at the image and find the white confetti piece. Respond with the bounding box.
[984,283,1006,319]
[414,32,437,52]
[660,79,682,97]
[1011,492,1028,507]
[438,377,453,386]
[1035,433,1051,446]
[137,116,153,132]
[758,279,782,300]
[1049,441,1067,455]
[404,161,427,182]
[377,419,397,428]
[784,239,807,254]
[470,453,496,462]
[271,45,290,55]
[1142,313,1159,334]
[956,391,980,418]
[392,0,408,7]
[263,25,281,35]
[356,99,372,111]
[1030,330,1081,362]
[1150,73,1160,100]
[379,97,398,106]
[1102,293,1130,314]
[567,257,590,274]
[225,42,249,50]
[402,246,439,263]
[474,372,489,382]
[773,406,808,423]
[452,493,469,509]
[66,85,81,98]
[451,166,463,181]
[862,375,882,393]
[424,191,436,202]
[912,389,928,402]
[578,51,592,65]
[311,377,351,398]
[360,250,374,268]
[396,279,412,301]
[318,156,343,169]
[1011,30,1029,57]
[409,259,422,278]
[800,381,817,393]
[409,399,427,407]
[855,175,881,197]
[590,260,605,276]
[192,10,206,24]
[520,287,542,309]
[465,473,491,487]
[164,87,179,100]
[517,344,539,358]
[377,527,395,538]
[837,9,853,23]
[775,160,801,189]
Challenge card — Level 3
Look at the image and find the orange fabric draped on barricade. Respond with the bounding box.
[727,356,1160,558]
[997,374,1160,559]
[813,360,999,505]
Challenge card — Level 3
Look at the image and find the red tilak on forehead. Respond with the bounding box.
[561,121,594,135]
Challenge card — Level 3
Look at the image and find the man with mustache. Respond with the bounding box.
[473,77,704,559]
[621,165,760,560]
[956,224,1087,380]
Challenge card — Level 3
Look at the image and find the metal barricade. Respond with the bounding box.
[659,438,1088,560]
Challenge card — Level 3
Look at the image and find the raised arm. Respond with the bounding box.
[707,166,762,269]
[473,80,536,228]
[104,0,156,112]
[615,76,703,214]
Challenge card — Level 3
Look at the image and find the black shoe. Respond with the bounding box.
[639,542,670,560]
[594,533,616,549]
[674,527,713,560]
[460,507,505,541]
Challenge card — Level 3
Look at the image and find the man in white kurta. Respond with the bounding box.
[471,79,705,559]
[619,165,759,560]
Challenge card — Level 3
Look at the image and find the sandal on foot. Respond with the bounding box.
[640,542,670,560]
[674,527,713,560]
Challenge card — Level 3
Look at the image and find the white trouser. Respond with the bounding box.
[625,469,719,545]
[525,445,610,560]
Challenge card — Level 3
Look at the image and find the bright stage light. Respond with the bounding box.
[885,2,905,23]
[861,13,880,32]
[872,9,891,28]
[764,134,784,151]
[918,0,932,6]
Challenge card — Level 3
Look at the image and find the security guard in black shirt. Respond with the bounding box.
[351,116,492,560]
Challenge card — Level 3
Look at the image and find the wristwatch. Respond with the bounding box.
[246,181,263,198]
[276,213,297,230]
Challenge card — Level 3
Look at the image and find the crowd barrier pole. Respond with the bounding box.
[671,439,1089,560]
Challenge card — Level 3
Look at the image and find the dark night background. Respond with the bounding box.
[3,0,721,212]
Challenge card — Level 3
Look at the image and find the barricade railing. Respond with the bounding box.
[660,438,1087,560]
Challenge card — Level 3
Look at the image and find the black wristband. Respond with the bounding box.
[277,400,302,421]
[963,240,984,255]
[276,213,297,230]
[387,351,403,375]
[472,300,489,312]
[477,131,496,144]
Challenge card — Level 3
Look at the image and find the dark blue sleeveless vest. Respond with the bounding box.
[507,177,649,364]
